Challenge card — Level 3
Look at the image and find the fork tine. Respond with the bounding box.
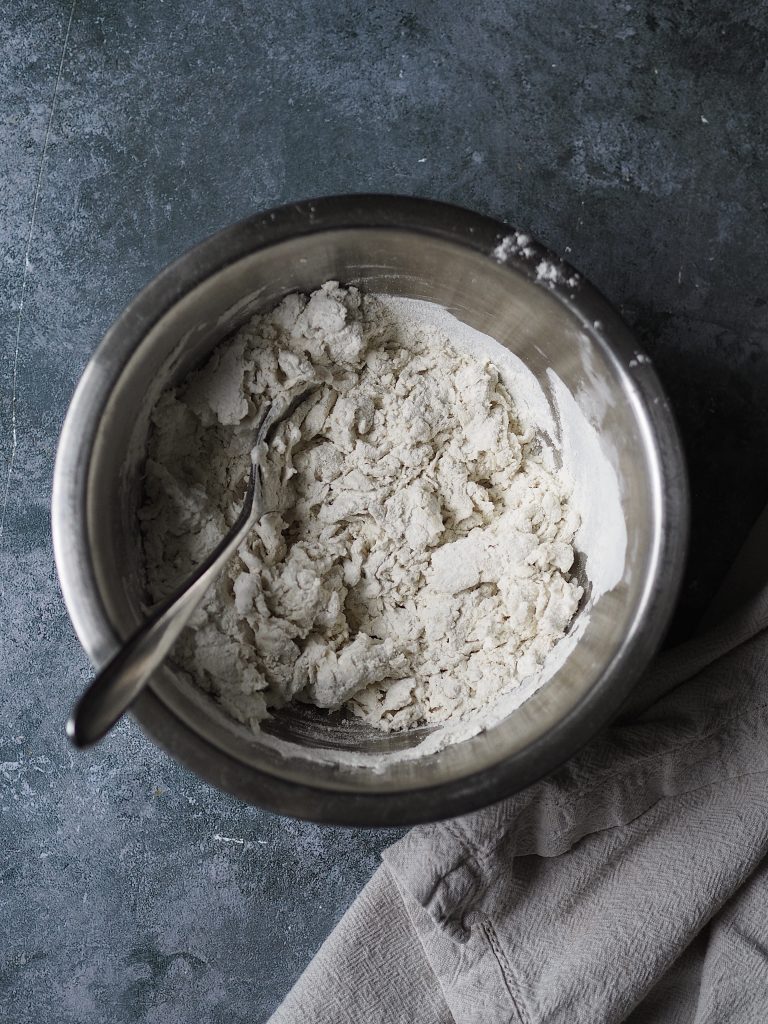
[255,384,319,450]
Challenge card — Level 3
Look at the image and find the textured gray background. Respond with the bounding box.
[1,1,767,1021]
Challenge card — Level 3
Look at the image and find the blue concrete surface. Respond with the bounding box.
[1,1,767,1020]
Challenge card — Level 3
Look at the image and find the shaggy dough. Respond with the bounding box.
[139,283,583,732]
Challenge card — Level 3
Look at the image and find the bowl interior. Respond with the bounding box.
[85,227,664,794]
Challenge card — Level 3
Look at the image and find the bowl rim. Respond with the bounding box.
[52,193,689,826]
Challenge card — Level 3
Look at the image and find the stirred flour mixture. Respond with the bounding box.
[139,283,583,734]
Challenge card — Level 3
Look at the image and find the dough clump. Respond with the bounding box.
[140,283,582,732]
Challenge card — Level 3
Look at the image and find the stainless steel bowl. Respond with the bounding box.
[52,195,688,825]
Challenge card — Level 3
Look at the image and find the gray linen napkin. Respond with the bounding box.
[270,517,768,1024]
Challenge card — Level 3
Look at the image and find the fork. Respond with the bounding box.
[66,386,316,747]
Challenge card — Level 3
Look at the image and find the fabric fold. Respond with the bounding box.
[268,866,455,1024]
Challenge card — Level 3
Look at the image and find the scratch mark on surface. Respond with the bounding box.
[213,833,246,845]
[0,0,77,551]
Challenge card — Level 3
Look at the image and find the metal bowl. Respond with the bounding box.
[52,195,688,825]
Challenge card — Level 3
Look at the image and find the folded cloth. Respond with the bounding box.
[270,531,768,1023]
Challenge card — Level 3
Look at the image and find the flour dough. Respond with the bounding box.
[139,283,583,732]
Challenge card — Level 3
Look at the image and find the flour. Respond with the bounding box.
[139,283,583,734]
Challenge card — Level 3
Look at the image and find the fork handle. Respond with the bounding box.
[66,501,258,747]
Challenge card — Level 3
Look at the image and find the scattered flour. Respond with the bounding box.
[139,282,584,734]
[492,233,580,289]
[492,232,534,261]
